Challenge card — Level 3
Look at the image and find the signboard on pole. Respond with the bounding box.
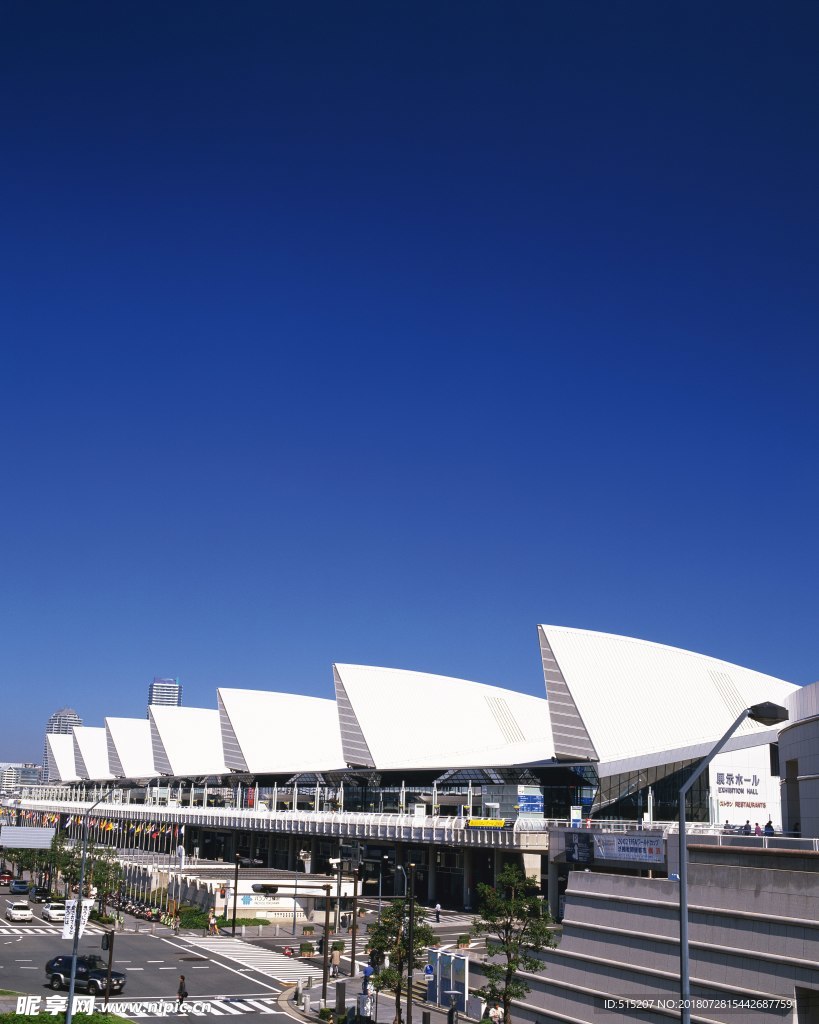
[62,899,94,940]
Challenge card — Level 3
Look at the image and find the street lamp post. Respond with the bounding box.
[678,702,787,1024]
[378,854,389,922]
[406,862,416,1024]
[65,792,107,1024]
[231,853,241,937]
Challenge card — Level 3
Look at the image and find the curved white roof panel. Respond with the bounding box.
[539,625,799,773]
[105,717,156,779]
[334,664,554,770]
[72,727,113,781]
[218,688,345,773]
[149,706,227,777]
[46,734,79,783]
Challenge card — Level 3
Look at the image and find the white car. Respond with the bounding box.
[42,902,66,923]
[6,902,34,922]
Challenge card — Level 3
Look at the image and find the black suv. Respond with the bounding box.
[45,955,126,994]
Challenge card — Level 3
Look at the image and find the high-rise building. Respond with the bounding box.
[41,707,82,782]
[0,762,41,790]
[147,677,182,717]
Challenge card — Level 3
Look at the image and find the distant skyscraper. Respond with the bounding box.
[42,707,82,782]
[147,677,182,717]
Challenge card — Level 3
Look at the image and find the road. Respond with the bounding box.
[0,902,486,1021]
[0,922,297,1018]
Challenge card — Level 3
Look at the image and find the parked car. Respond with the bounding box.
[45,955,126,994]
[6,902,34,922]
[0,872,13,886]
[9,880,29,895]
[41,902,66,923]
[29,886,51,903]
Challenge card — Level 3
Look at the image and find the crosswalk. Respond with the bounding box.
[184,937,323,985]
[114,996,285,1018]
[435,912,477,929]
[0,925,104,936]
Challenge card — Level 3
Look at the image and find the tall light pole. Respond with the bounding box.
[378,854,389,922]
[406,863,416,1024]
[231,852,241,937]
[678,702,787,1024]
[66,792,107,1024]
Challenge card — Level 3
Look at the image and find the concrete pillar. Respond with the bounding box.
[547,859,559,921]
[462,847,473,910]
[522,852,541,881]
[492,848,504,887]
[287,836,297,872]
[393,843,405,896]
[427,846,437,902]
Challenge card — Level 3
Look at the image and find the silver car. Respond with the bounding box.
[42,902,66,923]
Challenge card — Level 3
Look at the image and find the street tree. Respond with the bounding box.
[471,864,555,1024]
[367,898,436,1024]
[87,845,123,914]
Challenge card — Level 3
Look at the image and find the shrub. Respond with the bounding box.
[299,941,315,955]
[317,1009,334,1021]
[457,934,471,946]
[331,940,345,952]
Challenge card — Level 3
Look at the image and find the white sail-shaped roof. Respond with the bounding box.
[334,664,555,770]
[46,733,79,783]
[539,625,799,773]
[149,705,227,777]
[218,688,345,773]
[72,726,113,781]
[105,717,156,778]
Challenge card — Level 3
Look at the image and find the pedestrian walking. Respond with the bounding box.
[177,975,188,1012]
[173,913,181,935]
[435,902,441,923]
[331,946,341,978]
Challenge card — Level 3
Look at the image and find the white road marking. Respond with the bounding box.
[158,935,279,992]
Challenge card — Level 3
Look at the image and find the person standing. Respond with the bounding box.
[331,946,341,978]
[177,975,188,1013]
[435,902,441,923]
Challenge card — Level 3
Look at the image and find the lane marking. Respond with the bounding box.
[209,1001,244,1015]
[157,937,280,993]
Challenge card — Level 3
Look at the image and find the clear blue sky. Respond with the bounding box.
[2,3,817,763]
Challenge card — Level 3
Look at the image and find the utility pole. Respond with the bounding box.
[231,853,241,937]
[406,863,416,1024]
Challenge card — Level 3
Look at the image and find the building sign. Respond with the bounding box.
[710,745,780,830]
[517,786,544,816]
[467,818,504,829]
[593,835,665,864]
[565,833,594,864]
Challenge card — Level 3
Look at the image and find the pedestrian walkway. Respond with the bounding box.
[435,912,476,929]
[184,936,323,985]
[113,995,284,1018]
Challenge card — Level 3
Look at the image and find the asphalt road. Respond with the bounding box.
[0,925,293,1011]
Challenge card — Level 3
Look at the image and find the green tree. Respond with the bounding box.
[86,846,123,914]
[367,898,436,1024]
[471,864,555,1024]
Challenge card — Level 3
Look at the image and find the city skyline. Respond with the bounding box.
[2,3,818,762]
